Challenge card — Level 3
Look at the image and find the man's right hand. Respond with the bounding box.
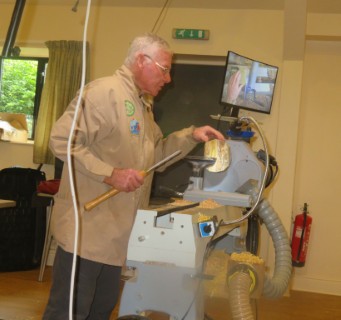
[103,168,144,192]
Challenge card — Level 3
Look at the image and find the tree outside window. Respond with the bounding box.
[0,57,48,139]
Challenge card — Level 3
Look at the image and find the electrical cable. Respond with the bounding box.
[72,0,80,12]
[151,0,171,33]
[204,313,215,320]
[220,116,269,227]
[67,1,92,319]
[256,149,278,188]
[246,214,259,255]
[215,105,233,134]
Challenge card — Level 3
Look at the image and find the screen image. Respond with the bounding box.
[220,51,279,114]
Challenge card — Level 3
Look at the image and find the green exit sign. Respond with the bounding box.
[172,28,210,40]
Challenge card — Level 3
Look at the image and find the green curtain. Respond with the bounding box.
[33,40,90,165]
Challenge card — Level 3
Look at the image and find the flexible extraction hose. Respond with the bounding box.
[234,178,292,299]
[227,189,292,319]
[257,198,292,299]
[228,270,254,320]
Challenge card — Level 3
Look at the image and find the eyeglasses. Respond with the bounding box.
[144,54,170,75]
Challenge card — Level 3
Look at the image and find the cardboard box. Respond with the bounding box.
[0,112,28,143]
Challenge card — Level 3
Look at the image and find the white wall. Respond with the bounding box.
[0,142,54,179]
[292,40,341,295]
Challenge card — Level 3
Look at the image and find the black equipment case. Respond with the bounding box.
[0,167,47,271]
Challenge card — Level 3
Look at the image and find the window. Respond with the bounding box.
[0,56,48,139]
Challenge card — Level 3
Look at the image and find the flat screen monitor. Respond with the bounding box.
[220,51,279,116]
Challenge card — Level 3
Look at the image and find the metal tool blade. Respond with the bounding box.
[145,150,181,174]
[156,202,200,217]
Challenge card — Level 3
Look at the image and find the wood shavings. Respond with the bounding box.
[230,252,264,265]
[199,199,222,209]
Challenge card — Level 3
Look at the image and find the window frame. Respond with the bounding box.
[0,56,48,140]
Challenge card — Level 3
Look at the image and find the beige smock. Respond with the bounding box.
[49,65,198,266]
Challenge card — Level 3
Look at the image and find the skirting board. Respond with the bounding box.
[292,275,341,296]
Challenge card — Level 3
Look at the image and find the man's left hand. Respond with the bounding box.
[192,126,225,142]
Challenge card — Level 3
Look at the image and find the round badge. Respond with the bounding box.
[125,100,135,116]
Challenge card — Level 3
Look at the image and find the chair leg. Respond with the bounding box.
[38,201,53,282]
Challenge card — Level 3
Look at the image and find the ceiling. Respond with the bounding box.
[1,0,341,14]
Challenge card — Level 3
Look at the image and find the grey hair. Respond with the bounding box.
[124,33,172,67]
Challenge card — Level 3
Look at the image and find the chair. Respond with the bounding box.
[32,193,54,281]
[35,157,63,281]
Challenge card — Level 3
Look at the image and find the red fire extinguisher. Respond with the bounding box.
[291,203,312,267]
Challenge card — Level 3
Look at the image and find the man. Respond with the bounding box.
[43,33,224,319]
